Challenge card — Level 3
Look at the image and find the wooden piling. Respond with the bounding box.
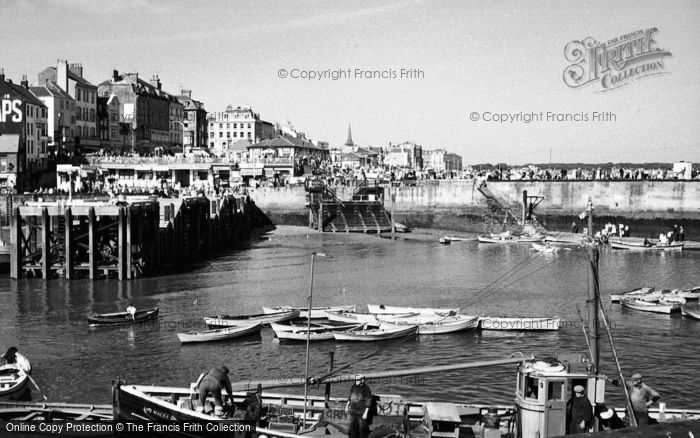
[41,207,50,279]
[88,207,96,280]
[118,207,126,281]
[10,206,20,279]
[126,206,132,280]
[64,207,73,279]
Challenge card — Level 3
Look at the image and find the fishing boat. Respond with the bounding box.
[332,323,418,341]
[610,286,655,303]
[385,314,481,335]
[86,307,159,327]
[367,304,460,315]
[176,323,262,344]
[530,242,559,253]
[620,297,678,314]
[681,304,700,320]
[0,365,29,399]
[262,305,357,319]
[610,240,684,251]
[0,400,112,436]
[479,316,561,331]
[204,309,300,328]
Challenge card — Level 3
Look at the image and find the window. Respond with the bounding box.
[90,127,95,137]
[233,124,237,129]
[219,132,223,138]
[525,377,539,400]
[227,123,230,129]
[227,132,231,138]
[90,109,95,121]
[77,89,81,101]
[240,132,244,137]
[247,123,251,129]
[219,123,222,129]
[60,100,64,109]
[76,126,82,136]
[233,132,237,137]
[547,381,564,401]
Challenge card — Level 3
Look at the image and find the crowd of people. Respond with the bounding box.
[476,166,697,181]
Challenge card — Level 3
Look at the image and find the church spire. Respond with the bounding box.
[345,123,354,147]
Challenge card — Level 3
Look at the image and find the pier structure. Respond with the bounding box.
[305,178,392,233]
[8,194,257,280]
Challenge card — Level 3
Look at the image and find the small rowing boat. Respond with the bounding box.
[479,316,561,331]
[621,297,678,314]
[332,323,418,341]
[385,315,481,335]
[86,307,159,327]
[531,243,559,253]
[177,323,262,344]
[273,323,365,341]
[204,309,300,328]
[610,240,684,251]
[610,286,655,303]
[0,365,29,399]
[367,304,460,315]
[681,304,700,320]
[262,305,357,319]
[325,310,417,324]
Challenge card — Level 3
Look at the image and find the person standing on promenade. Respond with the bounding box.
[679,226,685,242]
[346,375,373,438]
[626,373,660,425]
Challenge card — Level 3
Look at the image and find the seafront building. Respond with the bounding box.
[177,89,208,149]
[424,148,463,174]
[207,105,276,154]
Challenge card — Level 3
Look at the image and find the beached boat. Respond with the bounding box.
[86,307,159,327]
[177,323,262,344]
[205,309,300,328]
[479,316,561,331]
[367,304,460,315]
[681,304,700,320]
[0,400,112,436]
[332,323,418,341]
[531,243,559,253]
[620,297,678,314]
[610,286,655,303]
[262,305,357,319]
[0,365,29,399]
[610,240,684,251]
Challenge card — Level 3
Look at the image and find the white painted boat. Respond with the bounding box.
[367,304,460,315]
[325,310,417,324]
[0,365,29,398]
[177,323,262,343]
[479,316,561,331]
[385,315,481,335]
[659,295,686,305]
[620,297,677,314]
[443,235,475,242]
[531,243,559,253]
[275,323,365,341]
[270,321,362,334]
[544,234,585,245]
[681,304,700,319]
[673,286,700,300]
[333,323,418,341]
[439,236,451,244]
[204,309,300,328]
[610,286,655,303]
[610,241,684,251]
[262,305,357,319]
[394,222,410,233]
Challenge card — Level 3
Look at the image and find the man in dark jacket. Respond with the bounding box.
[567,385,593,433]
[197,366,233,411]
[346,375,373,438]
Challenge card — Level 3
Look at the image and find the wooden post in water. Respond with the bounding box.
[391,188,395,240]
[88,207,96,280]
[522,190,528,225]
[118,206,126,280]
[317,203,323,232]
[64,207,73,279]
[10,206,20,279]
[324,351,335,401]
[41,207,50,279]
[126,206,132,280]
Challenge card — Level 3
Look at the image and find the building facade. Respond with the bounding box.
[178,89,207,149]
[207,105,276,154]
[424,148,463,173]
[38,60,99,151]
[385,141,423,170]
[30,81,76,154]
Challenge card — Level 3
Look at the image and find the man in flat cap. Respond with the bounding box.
[346,374,372,438]
[567,384,593,433]
[626,373,660,425]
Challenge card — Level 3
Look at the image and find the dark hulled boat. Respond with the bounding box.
[87,307,160,327]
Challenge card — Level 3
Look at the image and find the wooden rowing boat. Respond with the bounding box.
[610,240,684,251]
[531,243,559,253]
[262,305,357,319]
[620,297,678,314]
[274,323,365,341]
[0,400,112,436]
[673,286,700,300]
[479,316,561,331]
[681,304,700,320]
[367,304,460,315]
[384,315,481,335]
[332,323,418,341]
[204,309,300,328]
[325,310,416,324]
[177,323,262,344]
[86,307,159,327]
[610,286,655,303]
[0,365,29,399]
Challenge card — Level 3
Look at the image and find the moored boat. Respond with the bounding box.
[673,286,700,300]
[177,323,263,344]
[610,240,684,251]
[681,304,700,320]
[0,365,29,399]
[86,307,159,327]
[479,316,561,331]
[367,304,460,315]
[610,286,655,303]
[0,400,112,436]
[386,314,481,335]
[325,310,416,324]
[274,323,364,341]
[531,243,559,253]
[620,297,678,314]
[332,323,418,341]
[205,309,300,328]
[262,305,357,319]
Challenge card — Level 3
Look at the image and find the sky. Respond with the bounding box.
[2,0,699,164]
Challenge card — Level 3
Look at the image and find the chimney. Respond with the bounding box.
[0,68,4,82]
[150,75,161,90]
[181,89,192,98]
[21,75,28,89]
[68,63,83,78]
[57,60,69,92]
[113,69,119,82]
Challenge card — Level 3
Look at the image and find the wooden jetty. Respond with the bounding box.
[8,194,265,280]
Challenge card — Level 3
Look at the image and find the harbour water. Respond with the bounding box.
[1,225,699,410]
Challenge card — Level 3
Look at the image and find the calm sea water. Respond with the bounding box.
[1,225,699,410]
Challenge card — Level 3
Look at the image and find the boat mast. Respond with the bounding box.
[586,198,600,372]
[303,252,325,429]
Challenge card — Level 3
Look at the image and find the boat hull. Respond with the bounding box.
[262,305,356,319]
[681,304,700,319]
[205,310,300,328]
[177,323,262,343]
[610,241,683,251]
[87,307,159,327]
[621,298,676,314]
[366,304,459,315]
[0,365,30,399]
[333,324,418,341]
[414,316,480,334]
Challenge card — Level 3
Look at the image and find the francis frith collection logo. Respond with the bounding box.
[563,28,672,92]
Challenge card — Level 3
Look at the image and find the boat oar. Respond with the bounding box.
[27,374,48,401]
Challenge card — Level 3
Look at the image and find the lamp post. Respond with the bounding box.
[302,251,326,429]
